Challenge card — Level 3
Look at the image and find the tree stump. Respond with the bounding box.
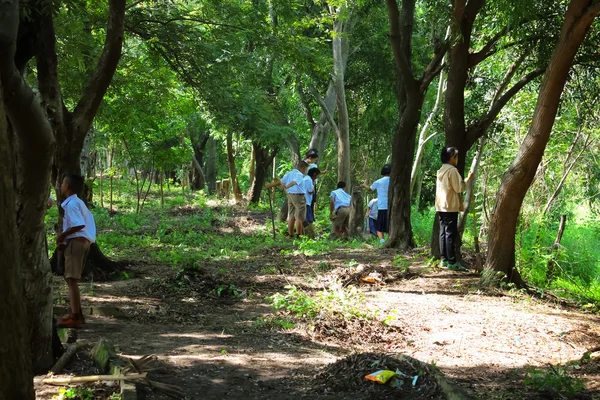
[348,186,365,238]
[222,179,230,199]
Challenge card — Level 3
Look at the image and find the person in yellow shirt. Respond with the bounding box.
[435,147,473,271]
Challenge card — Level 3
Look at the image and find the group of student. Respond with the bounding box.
[267,148,392,243]
[268,145,473,271]
[51,145,472,332]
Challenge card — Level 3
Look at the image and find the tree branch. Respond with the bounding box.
[466,67,545,146]
[307,83,338,134]
[73,0,126,147]
[386,0,418,95]
[0,0,55,155]
[295,75,316,130]
[134,16,245,31]
[468,26,509,68]
[419,43,449,93]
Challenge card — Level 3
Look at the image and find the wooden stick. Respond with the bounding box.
[51,341,89,374]
[42,373,147,385]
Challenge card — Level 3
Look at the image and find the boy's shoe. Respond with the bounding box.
[447,262,468,272]
[57,314,83,329]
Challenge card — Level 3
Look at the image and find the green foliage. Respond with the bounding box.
[524,365,585,399]
[269,284,369,320]
[56,387,95,400]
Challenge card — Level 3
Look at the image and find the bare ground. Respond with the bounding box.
[36,211,600,400]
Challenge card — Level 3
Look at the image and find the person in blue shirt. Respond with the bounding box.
[56,175,97,328]
[329,181,352,238]
[366,197,378,236]
[361,164,391,243]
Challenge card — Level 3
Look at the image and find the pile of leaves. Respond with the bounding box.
[319,263,415,289]
[315,352,444,399]
[309,313,404,347]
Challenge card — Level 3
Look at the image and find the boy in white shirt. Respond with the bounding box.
[362,164,391,243]
[56,175,97,328]
[302,168,321,238]
[329,181,351,238]
[366,197,378,236]
[267,161,309,237]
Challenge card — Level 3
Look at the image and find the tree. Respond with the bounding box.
[484,0,600,286]
[0,78,35,399]
[385,0,447,249]
[1,0,57,373]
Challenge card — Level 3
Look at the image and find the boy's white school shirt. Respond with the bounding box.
[329,188,351,211]
[281,169,306,194]
[61,194,97,243]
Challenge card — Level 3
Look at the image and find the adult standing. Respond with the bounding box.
[435,147,473,271]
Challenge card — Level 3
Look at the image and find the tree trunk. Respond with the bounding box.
[387,102,421,249]
[80,127,94,178]
[0,80,35,400]
[248,146,256,195]
[248,143,277,204]
[206,137,217,195]
[385,0,446,249]
[458,135,486,235]
[226,132,243,203]
[348,185,365,238]
[485,0,600,286]
[0,2,57,373]
[411,66,446,196]
[308,81,337,157]
[546,214,567,280]
[332,8,352,189]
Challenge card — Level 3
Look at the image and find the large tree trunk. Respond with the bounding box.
[0,79,35,400]
[226,132,243,203]
[0,0,57,373]
[387,102,421,249]
[308,81,337,157]
[385,0,445,249]
[206,137,217,194]
[485,0,600,286]
[248,143,277,204]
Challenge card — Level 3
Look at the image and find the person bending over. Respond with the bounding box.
[329,182,351,238]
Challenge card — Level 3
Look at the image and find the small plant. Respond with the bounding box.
[57,387,94,400]
[524,364,585,398]
[253,315,295,330]
[392,255,410,273]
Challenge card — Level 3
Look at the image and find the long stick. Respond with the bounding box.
[268,187,276,239]
[42,373,147,385]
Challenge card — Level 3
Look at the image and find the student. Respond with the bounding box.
[361,164,391,243]
[435,147,473,271]
[268,161,308,237]
[302,168,321,238]
[56,175,97,328]
[304,148,327,176]
[366,197,378,236]
[329,181,351,238]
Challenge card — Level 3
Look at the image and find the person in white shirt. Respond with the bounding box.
[361,164,391,243]
[267,161,309,237]
[56,175,97,329]
[329,181,352,238]
[302,168,321,238]
[366,198,378,236]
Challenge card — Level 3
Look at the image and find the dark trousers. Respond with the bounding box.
[438,212,458,264]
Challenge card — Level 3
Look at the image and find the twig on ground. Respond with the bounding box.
[51,341,90,374]
[42,373,147,385]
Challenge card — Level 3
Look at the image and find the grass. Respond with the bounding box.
[46,178,600,310]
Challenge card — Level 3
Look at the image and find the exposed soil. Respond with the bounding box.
[36,209,600,400]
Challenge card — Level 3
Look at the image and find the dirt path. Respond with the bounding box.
[40,215,600,400]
